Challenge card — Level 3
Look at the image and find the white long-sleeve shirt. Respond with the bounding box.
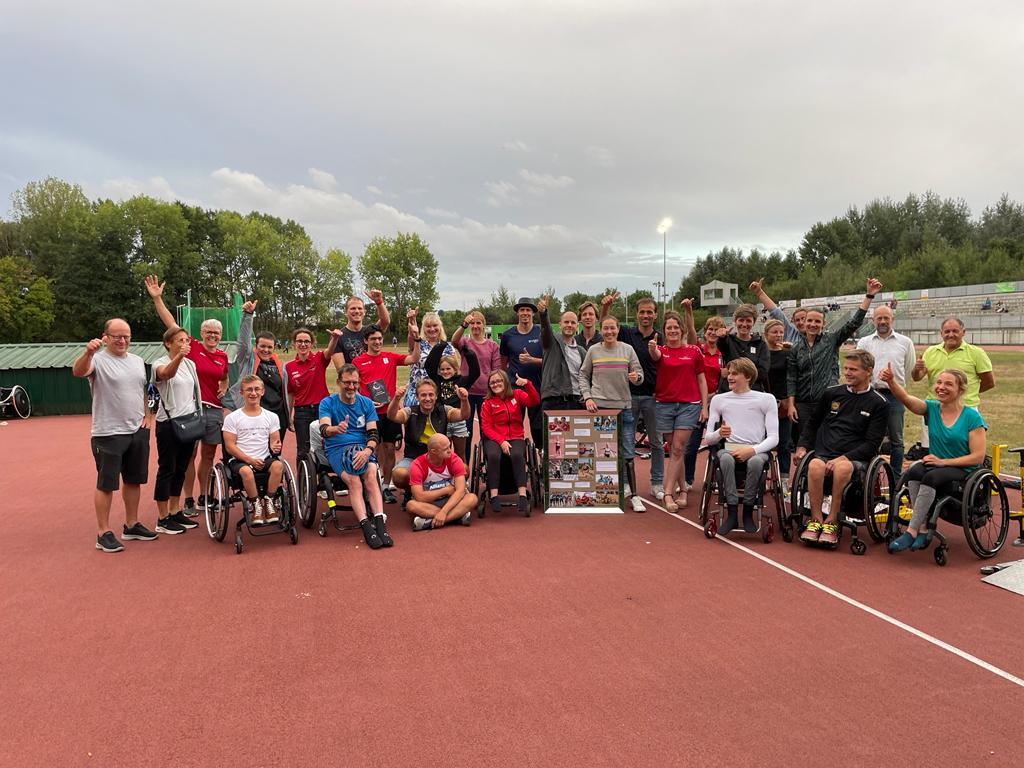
[704,389,779,455]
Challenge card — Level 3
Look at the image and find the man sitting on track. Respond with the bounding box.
[406,434,478,530]
[703,358,778,534]
[795,349,889,546]
[222,375,284,526]
[318,364,393,550]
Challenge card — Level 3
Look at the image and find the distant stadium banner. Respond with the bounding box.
[893,290,909,300]
[995,282,1015,293]
[777,299,798,309]
[544,410,623,514]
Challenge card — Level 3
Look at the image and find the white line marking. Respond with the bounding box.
[641,498,1024,689]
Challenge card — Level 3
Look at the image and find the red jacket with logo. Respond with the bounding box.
[480,381,539,443]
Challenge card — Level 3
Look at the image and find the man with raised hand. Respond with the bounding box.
[73,318,158,552]
[406,434,478,531]
[856,304,916,474]
[331,290,392,366]
[601,292,664,500]
[537,294,585,412]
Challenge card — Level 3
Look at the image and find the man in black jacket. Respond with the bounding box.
[794,349,888,547]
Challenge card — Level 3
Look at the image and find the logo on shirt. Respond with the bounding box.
[830,401,840,412]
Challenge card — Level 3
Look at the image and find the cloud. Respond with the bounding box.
[518,169,576,196]
[365,185,383,196]
[501,139,531,152]
[95,176,179,202]
[307,167,337,191]
[425,206,460,220]
[483,180,521,208]
[585,145,615,168]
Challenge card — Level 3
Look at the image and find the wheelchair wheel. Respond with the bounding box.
[278,459,299,528]
[863,456,894,543]
[697,451,715,526]
[289,526,298,545]
[470,443,486,518]
[296,455,318,529]
[205,464,230,542]
[764,455,786,543]
[235,533,244,554]
[961,470,1010,558]
[527,440,542,510]
[5,385,32,419]
[789,451,815,537]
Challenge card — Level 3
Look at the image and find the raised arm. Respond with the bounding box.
[237,300,256,359]
[324,328,342,360]
[460,344,480,390]
[451,314,471,347]
[367,289,390,333]
[879,362,926,416]
[155,343,189,382]
[387,386,409,423]
[72,338,103,378]
[682,298,698,345]
[537,296,554,351]
[599,292,618,320]
[424,342,445,383]
[406,307,419,353]
[145,275,177,330]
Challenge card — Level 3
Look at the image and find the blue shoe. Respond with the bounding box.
[911,532,932,551]
[888,532,914,552]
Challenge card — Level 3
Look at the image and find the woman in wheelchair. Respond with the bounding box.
[222,375,284,525]
[880,364,986,552]
[703,358,778,533]
[479,370,539,514]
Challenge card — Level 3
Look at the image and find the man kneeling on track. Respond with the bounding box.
[222,375,284,526]
[795,349,888,546]
[703,358,778,534]
[406,434,478,530]
[318,364,393,550]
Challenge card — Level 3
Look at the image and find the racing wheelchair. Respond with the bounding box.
[787,450,894,555]
[295,424,386,538]
[0,385,31,420]
[698,446,786,542]
[885,462,1010,566]
[469,438,542,517]
[204,454,299,554]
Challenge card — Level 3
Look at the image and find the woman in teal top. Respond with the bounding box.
[880,364,987,552]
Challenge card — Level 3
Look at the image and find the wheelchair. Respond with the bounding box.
[885,462,1010,566]
[0,385,31,420]
[469,438,542,517]
[295,424,386,538]
[204,454,299,554]
[787,450,893,555]
[698,446,785,542]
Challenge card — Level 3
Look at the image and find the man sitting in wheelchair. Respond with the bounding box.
[318,363,393,550]
[703,358,779,534]
[880,363,987,552]
[796,350,889,546]
[222,374,284,525]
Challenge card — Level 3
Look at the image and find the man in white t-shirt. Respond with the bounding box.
[406,434,478,530]
[704,358,779,535]
[73,318,158,552]
[222,374,283,526]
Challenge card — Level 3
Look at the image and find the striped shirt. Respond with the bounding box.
[579,342,643,410]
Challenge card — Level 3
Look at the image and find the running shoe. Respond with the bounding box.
[818,523,839,546]
[360,517,384,548]
[122,522,158,541]
[382,486,397,505]
[631,496,646,513]
[96,531,124,553]
[459,511,472,526]
[249,500,266,526]
[412,516,433,531]
[263,497,280,524]
[155,517,186,535]
[652,484,665,501]
[374,514,393,547]
[182,497,199,518]
[800,520,823,543]
[170,511,199,529]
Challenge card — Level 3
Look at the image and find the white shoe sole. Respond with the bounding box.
[95,542,124,552]
[155,525,185,535]
[121,534,158,541]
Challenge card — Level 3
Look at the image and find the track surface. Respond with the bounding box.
[2,416,1023,767]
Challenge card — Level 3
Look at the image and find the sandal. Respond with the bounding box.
[664,495,678,512]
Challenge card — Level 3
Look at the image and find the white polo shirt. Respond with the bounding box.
[856,330,916,390]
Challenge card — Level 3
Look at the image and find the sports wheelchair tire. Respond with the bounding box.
[962,469,1009,559]
[0,385,31,419]
[205,463,230,542]
[863,455,894,543]
[296,454,318,529]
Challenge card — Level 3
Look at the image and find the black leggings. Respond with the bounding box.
[293,404,318,459]
[483,438,527,492]
[154,420,198,502]
[904,463,968,529]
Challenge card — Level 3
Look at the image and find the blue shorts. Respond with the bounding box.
[656,401,701,433]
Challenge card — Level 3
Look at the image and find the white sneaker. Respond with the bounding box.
[682,481,692,493]
[631,495,646,513]
[624,482,632,497]
[652,484,665,501]
[317,490,328,499]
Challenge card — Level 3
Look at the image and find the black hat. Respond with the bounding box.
[514,297,538,312]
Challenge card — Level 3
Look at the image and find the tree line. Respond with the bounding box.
[0,177,439,343]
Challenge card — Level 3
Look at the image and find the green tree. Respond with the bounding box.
[358,232,438,316]
[0,257,55,342]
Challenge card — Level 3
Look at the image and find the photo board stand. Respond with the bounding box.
[543,410,623,514]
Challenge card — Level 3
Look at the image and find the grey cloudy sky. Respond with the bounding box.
[2,0,1022,307]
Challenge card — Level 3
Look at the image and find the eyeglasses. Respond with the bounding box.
[295,339,312,345]
[341,380,359,387]
[105,335,131,341]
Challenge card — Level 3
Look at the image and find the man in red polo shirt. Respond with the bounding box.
[286,327,341,460]
[353,322,420,503]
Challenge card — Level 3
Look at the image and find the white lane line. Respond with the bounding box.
[642,499,1024,689]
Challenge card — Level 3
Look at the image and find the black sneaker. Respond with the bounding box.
[720,506,738,536]
[742,504,757,533]
[517,495,529,514]
[122,522,158,541]
[459,511,472,526]
[156,517,187,535]
[490,496,502,514]
[96,531,124,552]
[170,511,199,529]
[382,486,397,505]
[182,497,198,518]
[373,514,394,547]
[360,517,384,549]
[196,495,218,510]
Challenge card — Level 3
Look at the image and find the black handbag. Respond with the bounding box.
[159,360,205,443]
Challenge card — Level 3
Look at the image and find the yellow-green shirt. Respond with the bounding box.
[921,341,993,408]
[420,417,436,446]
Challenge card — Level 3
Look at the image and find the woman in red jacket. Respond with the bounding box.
[480,370,539,514]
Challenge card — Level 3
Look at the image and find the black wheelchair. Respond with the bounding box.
[698,446,785,542]
[0,385,31,420]
[787,450,894,555]
[469,439,542,517]
[295,425,385,538]
[204,454,299,554]
[885,462,1010,566]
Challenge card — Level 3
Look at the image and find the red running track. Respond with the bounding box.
[1,416,1022,767]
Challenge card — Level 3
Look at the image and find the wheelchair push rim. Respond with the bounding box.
[962,469,1010,558]
[205,465,230,541]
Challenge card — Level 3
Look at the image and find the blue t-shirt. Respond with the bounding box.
[500,325,542,387]
[924,400,986,466]
[318,393,379,451]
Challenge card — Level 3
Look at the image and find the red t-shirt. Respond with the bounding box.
[352,351,407,413]
[188,338,229,407]
[285,351,330,407]
[699,343,722,393]
[654,344,706,403]
[408,453,466,490]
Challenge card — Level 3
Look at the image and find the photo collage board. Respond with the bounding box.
[544,410,623,514]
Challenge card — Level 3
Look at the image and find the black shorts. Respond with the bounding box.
[227,456,279,488]
[201,408,224,445]
[92,428,151,492]
[377,413,403,444]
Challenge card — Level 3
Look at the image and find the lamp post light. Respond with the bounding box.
[657,217,672,321]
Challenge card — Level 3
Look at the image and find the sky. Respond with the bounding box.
[2,0,1023,308]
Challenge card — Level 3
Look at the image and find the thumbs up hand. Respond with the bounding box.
[648,333,659,354]
[913,354,926,376]
[719,420,731,439]
[879,361,894,385]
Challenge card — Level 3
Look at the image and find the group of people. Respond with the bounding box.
[78,274,996,556]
